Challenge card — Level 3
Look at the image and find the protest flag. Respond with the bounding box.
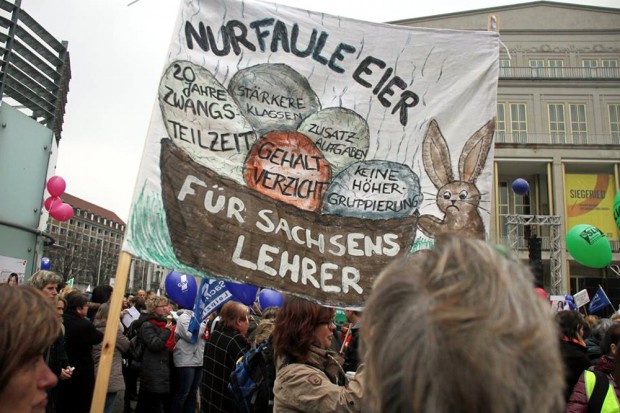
[188,278,233,343]
[588,286,612,314]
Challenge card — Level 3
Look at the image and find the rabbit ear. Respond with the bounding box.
[422,119,454,188]
[458,119,495,183]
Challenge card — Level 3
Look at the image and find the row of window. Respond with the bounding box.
[74,208,125,231]
[496,103,620,144]
[499,58,618,78]
[59,242,121,253]
[56,221,123,239]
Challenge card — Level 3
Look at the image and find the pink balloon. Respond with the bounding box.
[46,176,66,197]
[44,196,61,212]
[50,202,74,221]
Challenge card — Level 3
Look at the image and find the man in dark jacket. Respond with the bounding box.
[342,310,362,373]
[201,301,251,413]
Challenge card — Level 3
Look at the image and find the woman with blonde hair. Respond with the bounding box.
[134,296,174,413]
[0,285,59,413]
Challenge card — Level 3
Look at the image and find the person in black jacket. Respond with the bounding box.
[200,301,251,413]
[134,296,173,413]
[342,310,362,373]
[55,290,104,413]
[555,310,592,403]
[28,270,73,413]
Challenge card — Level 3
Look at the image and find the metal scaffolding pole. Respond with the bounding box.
[506,215,563,295]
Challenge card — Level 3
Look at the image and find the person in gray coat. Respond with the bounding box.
[135,296,173,413]
[92,303,130,413]
[171,309,207,413]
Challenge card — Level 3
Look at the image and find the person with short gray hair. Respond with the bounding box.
[362,235,564,413]
[28,270,62,298]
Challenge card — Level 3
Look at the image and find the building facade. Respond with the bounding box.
[43,193,165,292]
[395,1,620,301]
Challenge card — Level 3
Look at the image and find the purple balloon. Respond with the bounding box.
[41,257,51,270]
[511,178,529,195]
[224,281,259,306]
[258,289,284,310]
[164,271,197,309]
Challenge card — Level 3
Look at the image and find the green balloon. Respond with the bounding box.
[334,309,347,325]
[566,224,612,268]
[614,192,620,229]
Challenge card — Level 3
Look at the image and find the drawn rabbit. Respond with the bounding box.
[418,118,495,239]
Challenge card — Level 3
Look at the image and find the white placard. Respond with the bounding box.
[0,254,27,284]
[549,295,566,313]
[573,289,590,309]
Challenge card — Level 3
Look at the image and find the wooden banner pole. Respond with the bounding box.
[90,251,132,413]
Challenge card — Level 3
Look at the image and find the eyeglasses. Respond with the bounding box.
[318,319,335,326]
[156,305,168,308]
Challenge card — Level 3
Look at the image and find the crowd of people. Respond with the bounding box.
[2,235,620,412]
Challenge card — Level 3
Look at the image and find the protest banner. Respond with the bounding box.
[121,0,499,308]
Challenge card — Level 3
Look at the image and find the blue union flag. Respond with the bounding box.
[588,286,612,314]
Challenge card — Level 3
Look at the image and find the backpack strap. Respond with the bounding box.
[588,371,609,413]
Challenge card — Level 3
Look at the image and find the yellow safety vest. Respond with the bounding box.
[584,370,620,413]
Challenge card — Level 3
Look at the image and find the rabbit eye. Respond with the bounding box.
[442,191,451,200]
[459,190,468,200]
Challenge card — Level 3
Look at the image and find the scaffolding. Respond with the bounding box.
[506,215,564,295]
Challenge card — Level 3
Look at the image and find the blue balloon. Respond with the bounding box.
[164,271,197,309]
[224,281,258,306]
[41,257,51,270]
[564,294,576,311]
[258,289,284,310]
[511,178,529,195]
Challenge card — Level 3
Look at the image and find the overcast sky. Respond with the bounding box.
[25,0,619,222]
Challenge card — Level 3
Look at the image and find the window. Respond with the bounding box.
[602,60,618,78]
[496,103,506,142]
[569,104,588,144]
[582,59,598,78]
[548,60,564,77]
[548,104,566,143]
[84,224,89,231]
[529,59,544,77]
[510,103,528,143]
[76,221,82,228]
[499,59,511,77]
[610,104,620,145]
